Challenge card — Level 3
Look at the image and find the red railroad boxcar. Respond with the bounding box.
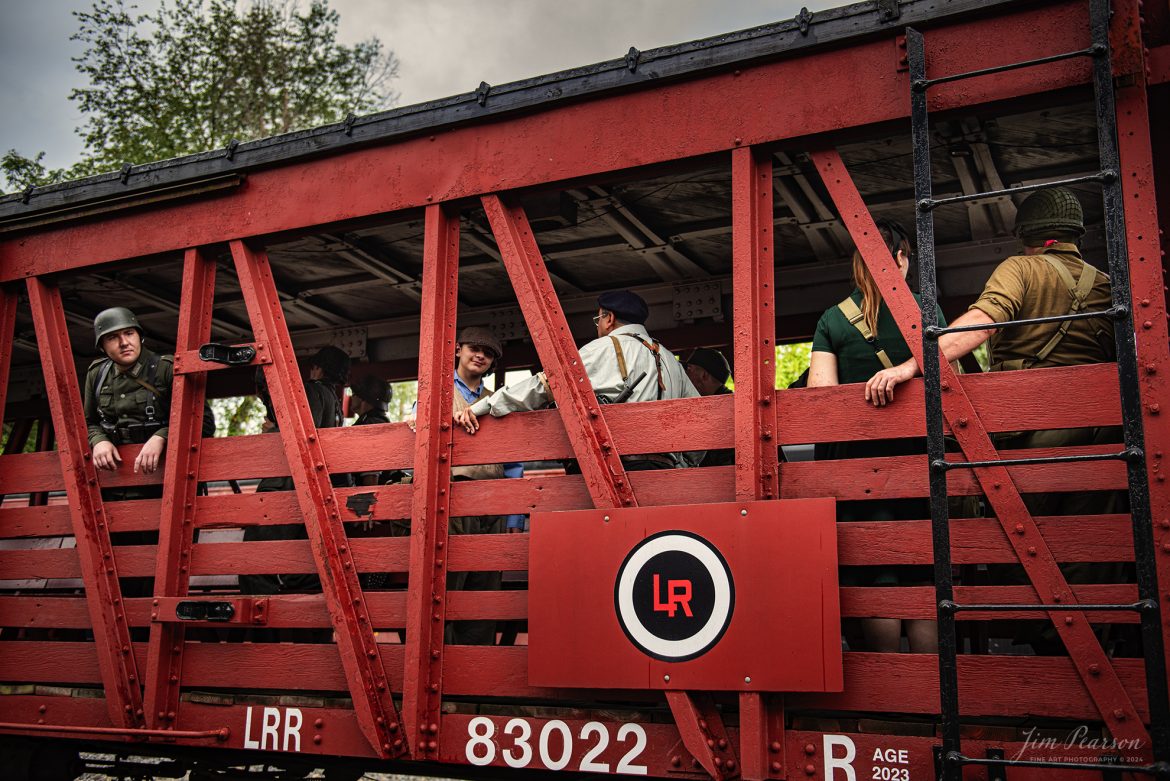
[1,0,1169,778]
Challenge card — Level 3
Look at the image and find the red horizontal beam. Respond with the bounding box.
[1,582,1139,633]
[0,363,1122,496]
[0,642,1149,721]
[0,695,1152,775]
[0,509,1135,582]
[0,2,1091,282]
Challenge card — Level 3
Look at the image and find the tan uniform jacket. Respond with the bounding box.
[969,243,1113,370]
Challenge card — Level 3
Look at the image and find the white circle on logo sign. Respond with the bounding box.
[614,531,733,661]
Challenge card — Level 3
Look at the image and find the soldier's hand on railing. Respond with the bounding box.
[92,440,122,471]
[455,408,479,434]
[134,434,166,474]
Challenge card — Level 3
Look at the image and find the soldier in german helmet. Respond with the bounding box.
[84,306,214,475]
[350,373,394,487]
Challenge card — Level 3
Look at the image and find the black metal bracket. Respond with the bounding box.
[176,601,235,622]
[346,492,377,519]
[198,342,257,366]
[225,139,240,160]
[476,81,492,106]
[119,163,133,184]
[343,112,357,136]
[625,46,641,72]
[20,187,33,205]
[796,7,813,35]
[875,0,901,23]
[932,448,1140,472]
[940,599,1157,614]
[926,305,1128,338]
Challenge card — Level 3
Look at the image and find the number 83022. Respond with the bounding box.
[465,716,648,775]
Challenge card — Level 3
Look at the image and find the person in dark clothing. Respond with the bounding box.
[239,346,351,596]
[684,347,734,468]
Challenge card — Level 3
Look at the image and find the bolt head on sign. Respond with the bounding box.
[528,499,842,692]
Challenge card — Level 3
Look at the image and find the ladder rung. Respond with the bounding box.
[926,306,1127,338]
[940,599,1157,614]
[947,753,1170,776]
[932,448,1140,471]
[913,43,1105,91]
[919,171,1115,211]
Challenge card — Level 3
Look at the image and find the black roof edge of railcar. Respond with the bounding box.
[0,0,1028,224]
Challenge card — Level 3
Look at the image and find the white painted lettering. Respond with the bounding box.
[283,707,303,752]
[261,707,281,750]
[243,706,260,750]
[824,734,857,781]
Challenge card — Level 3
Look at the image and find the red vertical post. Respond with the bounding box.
[482,194,636,508]
[230,240,404,758]
[809,147,1150,747]
[144,248,214,730]
[0,286,16,425]
[733,146,784,780]
[402,203,459,759]
[25,277,144,729]
[1111,0,1170,710]
[732,146,780,503]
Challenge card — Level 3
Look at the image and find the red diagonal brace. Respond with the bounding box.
[144,248,214,731]
[0,285,17,422]
[810,147,1150,747]
[26,278,144,729]
[482,194,636,508]
[666,691,741,780]
[403,204,459,759]
[732,146,783,780]
[230,240,404,758]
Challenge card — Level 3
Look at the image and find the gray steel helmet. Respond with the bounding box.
[93,307,142,350]
[310,346,351,384]
[1014,187,1085,243]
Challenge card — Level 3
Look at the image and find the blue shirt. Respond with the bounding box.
[416,373,527,530]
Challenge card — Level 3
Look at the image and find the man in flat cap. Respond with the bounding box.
[455,290,701,470]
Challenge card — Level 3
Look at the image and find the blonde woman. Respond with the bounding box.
[808,218,945,654]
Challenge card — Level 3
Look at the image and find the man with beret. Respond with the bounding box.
[684,347,734,467]
[455,290,701,470]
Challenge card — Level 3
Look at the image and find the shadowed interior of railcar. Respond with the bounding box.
[0,92,1143,738]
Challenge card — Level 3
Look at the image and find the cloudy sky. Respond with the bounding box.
[0,0,838,171]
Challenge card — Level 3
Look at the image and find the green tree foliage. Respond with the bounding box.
[775,342,812,389]
[4,0,398,192]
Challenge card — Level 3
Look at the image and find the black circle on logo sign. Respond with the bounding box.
[613,530,734,662]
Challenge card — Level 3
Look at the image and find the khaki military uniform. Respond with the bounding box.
[971,244,1114,371]
[972,245,1125,651]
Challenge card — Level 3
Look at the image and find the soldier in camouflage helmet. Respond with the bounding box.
[863,186,1112,402]
[859,188,1124,650]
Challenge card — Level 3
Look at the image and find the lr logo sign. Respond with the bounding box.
[614,531,734,661]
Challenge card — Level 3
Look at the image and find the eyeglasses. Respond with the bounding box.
[592,314,602,326]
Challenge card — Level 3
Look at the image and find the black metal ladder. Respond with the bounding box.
[906,0,1170,777]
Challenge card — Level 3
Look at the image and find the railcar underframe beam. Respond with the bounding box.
[809,148,1151,749]
[230,240,404,758]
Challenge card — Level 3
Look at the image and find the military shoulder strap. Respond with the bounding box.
[608,336,629,383]
[1032,254,1099,366]
[93,359,115,403]
[621,334,666,400]
[837,296,894,370]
